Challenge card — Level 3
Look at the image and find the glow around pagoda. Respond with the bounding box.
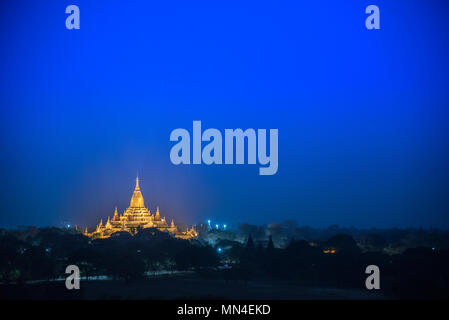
[85,177,197,240]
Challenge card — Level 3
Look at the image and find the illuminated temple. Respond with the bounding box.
[85,177,197,240]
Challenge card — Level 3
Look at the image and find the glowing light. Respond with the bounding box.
[215,224,219,229]
[217,248,223,253]
[223,224,227,229]
[87,177,196,240]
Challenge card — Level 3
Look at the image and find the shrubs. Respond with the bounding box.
[0,228,220,282]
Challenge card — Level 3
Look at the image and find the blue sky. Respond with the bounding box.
[0,0,448,228]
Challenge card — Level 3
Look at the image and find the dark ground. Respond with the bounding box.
[0,274,388,300]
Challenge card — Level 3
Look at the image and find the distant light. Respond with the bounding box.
[223,224,227,229]
[215,224,219,229]
[217,248,223,253]
[432,247,435,251]
[207,220,211,224]
[66,224,71,228]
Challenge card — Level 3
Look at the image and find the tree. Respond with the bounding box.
[266,236,275,250]
[324,234,361,255]
[246,234,255,248]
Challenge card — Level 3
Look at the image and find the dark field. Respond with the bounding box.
[1,274,387,300]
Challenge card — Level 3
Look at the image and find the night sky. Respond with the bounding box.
[0,0,448,229]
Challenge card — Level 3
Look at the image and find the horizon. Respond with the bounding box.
[3,220,449,232]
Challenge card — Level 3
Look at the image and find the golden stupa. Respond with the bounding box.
[85,177,197,239]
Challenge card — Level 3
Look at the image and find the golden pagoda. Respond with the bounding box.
[85,177,197,240]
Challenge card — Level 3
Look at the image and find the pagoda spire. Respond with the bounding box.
[105,217,111,229]
[155,206,161,220]
[135,176,140,190]
[96,219,103,232]
[130,176,145,207]
[112,206,119,221]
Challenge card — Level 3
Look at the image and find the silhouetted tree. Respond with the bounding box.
[246,234,254,248]
[267,236,275,250]
[323,234,361,255]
